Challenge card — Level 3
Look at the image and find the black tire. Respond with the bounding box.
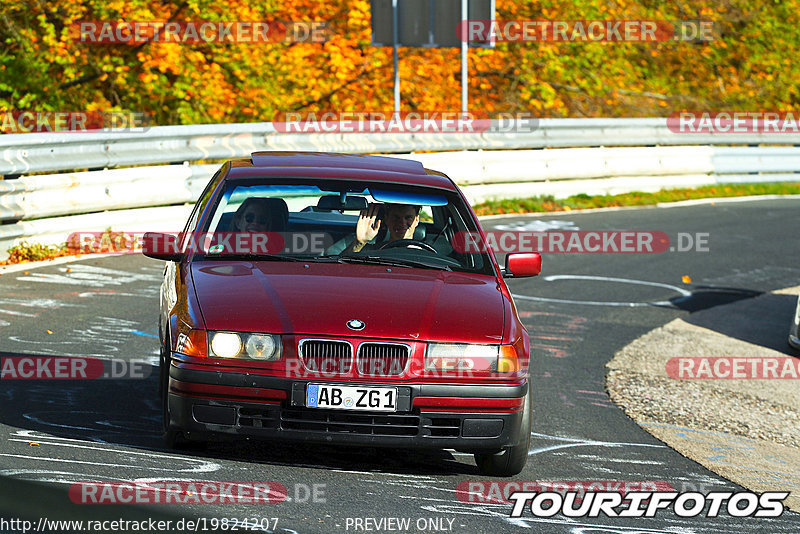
[474,391,532,476]
[161,376,203,449]
[159,333,198,449]
[158,326,167,401]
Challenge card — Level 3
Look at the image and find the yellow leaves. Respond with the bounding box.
[348,0,371,27]
[138,72,158,84]
[4,0,793,126]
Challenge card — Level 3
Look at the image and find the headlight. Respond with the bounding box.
[210,332,242,358]
[209,331,282,361]
[425,343,521,374]
[426,343,499,373]
[245,334,279,360]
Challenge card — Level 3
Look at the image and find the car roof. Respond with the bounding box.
[224,151,458,191]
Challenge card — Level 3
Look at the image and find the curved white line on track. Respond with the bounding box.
[528,431,667,457]
[7,437,220,473]
[0,453,165,470]
[22,411,158,434]
[513,275,691,308]
[0,469,128,485]
[11,429,106,444]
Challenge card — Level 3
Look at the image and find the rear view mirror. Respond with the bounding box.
[504,252,541,278]
[316,195,368,211]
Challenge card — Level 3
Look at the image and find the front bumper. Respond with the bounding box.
[167,364,528,451]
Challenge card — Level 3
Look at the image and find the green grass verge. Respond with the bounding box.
[472,182,800,216]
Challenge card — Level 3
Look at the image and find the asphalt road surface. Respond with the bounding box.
[1,198,798,534]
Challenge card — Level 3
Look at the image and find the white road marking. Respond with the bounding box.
[529,431,667,457]
[492,220,581,232]
[6,440,220,473]
[514,275,691,307]
[0,308,38,317]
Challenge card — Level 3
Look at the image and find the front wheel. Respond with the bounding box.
[161,376,203,449]
[474,392,531,476]
[160,335,199,449]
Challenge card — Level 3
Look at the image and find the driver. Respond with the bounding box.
[232,198,272,232]
[346,203,421,253]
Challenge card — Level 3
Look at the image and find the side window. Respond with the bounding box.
[449,204,485,271]
[180,167,223,252]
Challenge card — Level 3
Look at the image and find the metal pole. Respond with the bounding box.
[393,0,400,114]
[461,0,468,113]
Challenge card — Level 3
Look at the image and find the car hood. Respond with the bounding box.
[191,261,505,343]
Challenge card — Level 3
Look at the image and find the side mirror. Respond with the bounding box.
[142,232,184,262]
[504,252,541,278]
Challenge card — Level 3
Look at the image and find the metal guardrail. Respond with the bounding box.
[0,164,217,221]
[3,145,799,223]
[4,118,800,175]
[1,118,800,256]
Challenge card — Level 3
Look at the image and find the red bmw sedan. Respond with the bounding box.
[143,151,541,476]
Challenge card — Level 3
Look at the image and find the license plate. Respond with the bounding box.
[306,384,397,412]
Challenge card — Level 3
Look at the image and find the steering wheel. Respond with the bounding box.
[379,239,437,253]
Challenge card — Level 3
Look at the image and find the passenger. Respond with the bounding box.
[347,203,421,253]
[232,198,272,232]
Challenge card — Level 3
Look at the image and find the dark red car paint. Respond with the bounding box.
[149,152,539,473]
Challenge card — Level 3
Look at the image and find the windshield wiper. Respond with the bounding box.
[200,253,307,262]
[315,254,451,271]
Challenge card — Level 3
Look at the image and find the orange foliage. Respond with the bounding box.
[1,0,798,122]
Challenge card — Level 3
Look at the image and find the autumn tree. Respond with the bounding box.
[1,0,798,124]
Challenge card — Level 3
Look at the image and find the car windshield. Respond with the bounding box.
[192,179,493,275]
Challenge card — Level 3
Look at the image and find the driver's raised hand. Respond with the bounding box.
[353,204,381,251]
